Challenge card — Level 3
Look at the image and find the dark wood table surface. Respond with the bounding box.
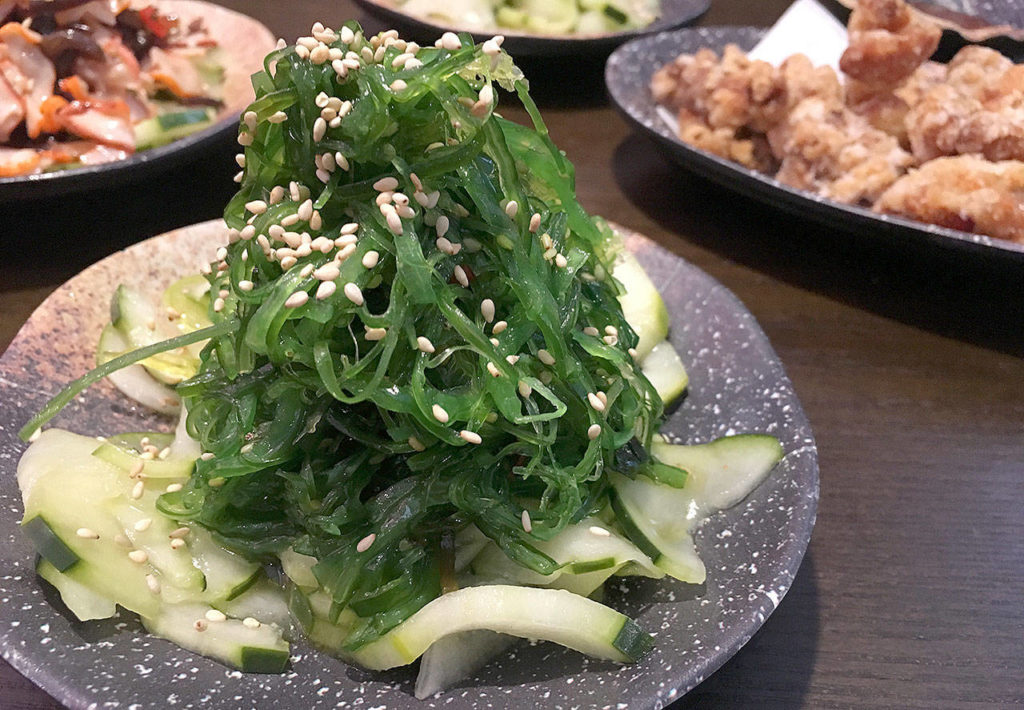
[2,0,1022,707]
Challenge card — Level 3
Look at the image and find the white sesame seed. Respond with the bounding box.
[165,483,183,493]
[426,191,440,208]
[337,243,357,261]
[408,436,426,451]
[344,282,364,305]
[603,335,618,346]
[237,132,253,147]
[459,430,482,444]
[490,337,500,346]
[587,424,602,440]
[505,354,520,365]
[76,528,99,539]
[313,117,327,142]
[417,336,435,353]
[130,460,145,478]
[392,52,414,68]
[390,79,407,92]
[521,509,532,533]
[169,527,190,539]
[146,574,161,594]
[341,222,360,235]
[285,291,309,308]
[435,215,450,237]
[362,250,380,269]
[298,199,313,221]
[492,320,508,334]
[131,481,145,499]
[396,204,416,219]
[128,550,148,564]
[193,619,208,632]
[245,200,267,214]
[234,153,246,168]
[386,210,403,235]
[315,91,330,108]
[436,237,455,255]
[440,32,461,50]
[114,534,131,548]
[597,391,608,405]
[555,253,568,268]
[529,213,542,232]
[589,525,611,537]
[483,39,501,56]
[431,404,450,423]
[365,326,387,341]
[376,191,394,207]
[170,538,186,550]
[357,533,376,552]
[518,380,532,397]
[504,200,518,218]
[453,265,469,287]
[393,192,409,206]
[543,247,557,260]
[583,326,600,336]
[537,349,555,365]
[541,233,553,249]
[486,362,501,377]
[240,224,257,240]
[316,281,336,300]
[200,452,215,461]
[243,617,261,629]
[316,168,331,183]
[300,264,315,278]
[134,518,153,532]
[374,176,400,192]
[481,298,495,323]
[587,392,606,412]
[267,110,288,124]
[279,256,298,270]
[205,609,227,622]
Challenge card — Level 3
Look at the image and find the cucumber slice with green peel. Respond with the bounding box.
[641,340,689,405]
[134,108,214,151]
[141,603,290,673]
[161,274,212,336]
[188,526,262,602]
[97,324,181,414]
[611,434,784,584]
[347,585,653,670]
[23,516,79,572]
[92,440,195,479]
[110,496,203,593]
[613,251,669,361]
[216,579,292,636]
[110,284,201,384]
[415,630,516,699]
[652,435,784,513]
[36,557,117,621]
[471,516,662,593]
[278,546,318,589]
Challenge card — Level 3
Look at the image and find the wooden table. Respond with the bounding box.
[3,1,1022,707]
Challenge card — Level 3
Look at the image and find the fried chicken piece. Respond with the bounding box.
[876,156,1024,242]
[840,0,941,88]
[905,46,1024,163]
[847,60,946,144]
[674,108,775,171]
[768,96,914,205]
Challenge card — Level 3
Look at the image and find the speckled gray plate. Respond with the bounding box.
[0,1,276,202]
[606,27,1024,264]
[353,0,708,58]
[0,220,817,709]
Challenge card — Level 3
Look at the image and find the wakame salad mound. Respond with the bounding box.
[16,22,783,696]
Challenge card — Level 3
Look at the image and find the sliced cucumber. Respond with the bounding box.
[188,526,261,602]
[415,630,515,699]
[642,340,689,405]
[36,557,117,621]
[471,516,662,596]
[97,324,181,414]
[141,603,289,673]
[161,274,212,335]
[111,495,203,593]
[611,434,784,584]
[278,546,318,590]
[110,284,200,385]
[347,585,652,670]
[217,579,292,636]
[134,108,214,151]
[613,250,669,361]
[652,435,783,513]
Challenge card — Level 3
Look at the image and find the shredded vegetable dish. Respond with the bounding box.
[0,0,227,176]
[16,22,781,697]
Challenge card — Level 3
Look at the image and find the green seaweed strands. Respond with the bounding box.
[157,23,669,650]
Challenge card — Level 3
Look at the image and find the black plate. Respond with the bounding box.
[0,220,817,709]
[606,27,1024,263]
[354,0,708,57]
[0,0,276,203]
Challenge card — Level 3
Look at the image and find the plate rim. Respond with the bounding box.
[0,218,818,709]
[605,25,1024,263]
